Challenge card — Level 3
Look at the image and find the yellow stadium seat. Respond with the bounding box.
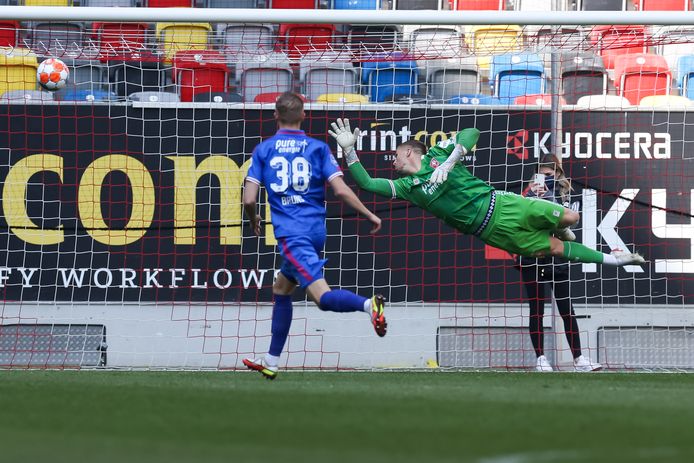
[156,23,211,63]
[639,95,692,108]
[315,93,368,103]
[0,48,38,96]
[24,0,72,5]
[466,25,523,70]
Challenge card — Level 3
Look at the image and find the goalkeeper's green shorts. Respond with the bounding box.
[479,192,565,257]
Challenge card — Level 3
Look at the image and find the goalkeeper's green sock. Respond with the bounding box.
[562,241,606,264]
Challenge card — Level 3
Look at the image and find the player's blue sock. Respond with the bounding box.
[319,290,368,313]
[268,294,293,357]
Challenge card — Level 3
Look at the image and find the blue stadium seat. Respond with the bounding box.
[677,55,694,99]
[448,94,502,104]
[333,0,378,8]
[361,54,418,102]
[489,53,545,104]
[58,89,115,101]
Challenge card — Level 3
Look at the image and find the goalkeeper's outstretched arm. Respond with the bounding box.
[329,118,395,199]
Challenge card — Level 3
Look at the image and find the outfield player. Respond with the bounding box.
[242,94,386,380]
[329,118,644,266]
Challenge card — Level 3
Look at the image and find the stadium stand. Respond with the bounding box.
[108,53,174,98]
[93,22,149,60]
[26,22,86,59]
[173,50,229,102]
[193,91,242,102]
[254,91,307,102]
[579,0,627,10]
[147,0,194,6]
[653,26,694,75]
[449,0,505,9]
[270,0,317,7]
[83,0,141,6]
[204,0,265,6]
[639,94,692,107]
[347,25,402,59]
[676,55,694,99]
[277,23,336,60]
[636,0,689,10]
[394,0,440,9]
[466,25,523,69]
[156,22,211,63]
[426,56,480,102]
[217,23,275,56]
[405,26,463,60]
[24,0,72,5]
[490,52,545,104]
[237,51,293,102]
[448,93,502,104]
[560,52,607,104]
[613,53,671,105]
[575,93,633,108]
[513,93,566,105]
[128,90,180,101]
[315,92,368,103]
[333,0,379,8]
[0,48,38,95]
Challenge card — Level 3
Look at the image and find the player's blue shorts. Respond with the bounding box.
[277,233,328,288]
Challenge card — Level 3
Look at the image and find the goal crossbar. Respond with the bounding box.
[2,6,694,26]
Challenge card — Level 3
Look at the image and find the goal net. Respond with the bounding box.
[0,6,692,371]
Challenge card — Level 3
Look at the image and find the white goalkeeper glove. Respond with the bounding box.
[328,118,360,165]
[429,144,465,185]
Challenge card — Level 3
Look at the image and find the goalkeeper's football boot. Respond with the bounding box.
[370,294,387,337]
[573,355,602,372]
[243,357,278,380]
[554,227,576,242]
[612,251,646,266]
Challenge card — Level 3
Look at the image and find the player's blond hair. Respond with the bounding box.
[275,92,304,125]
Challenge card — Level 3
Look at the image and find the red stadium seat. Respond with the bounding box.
[278,24,336,60]
[613,53,672,105]
[589,25,648,69]
[254,92,307,102]
[270,0,316,7]
[448,0,505,10]
[513,94,566,106]
[173,50,229,102]
[0,21,19,48]
[93,22,149,61]
[147,0,193,6]
[636,0,689,10]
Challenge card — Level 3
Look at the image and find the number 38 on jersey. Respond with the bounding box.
[269,156,312,194]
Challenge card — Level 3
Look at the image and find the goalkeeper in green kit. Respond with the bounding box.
[329,118,644,266]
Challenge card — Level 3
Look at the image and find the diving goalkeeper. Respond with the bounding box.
[329,118,644,266]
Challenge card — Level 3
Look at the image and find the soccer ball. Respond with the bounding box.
[37,58,69,91]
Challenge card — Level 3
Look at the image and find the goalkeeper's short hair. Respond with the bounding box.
[398,139,427,156]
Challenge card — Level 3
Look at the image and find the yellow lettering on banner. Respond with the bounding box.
[414,130,427,143]
[78,155,155,246]
[167,155,251,246]
[430,131,447,147]
[3,154,63,245]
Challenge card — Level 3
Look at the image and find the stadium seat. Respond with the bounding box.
[575,94,632,108]
[361,54,419,102]
[676,55,694,99]
[237,52,293,102]
[193,91,242,102]
[60,58,109,93]
[83,0,141,5]
[128,91,180,102]
[57,88,115,102]
[395,0,440,8]
[589,25,647,69]
[635,0,688,10]
[466,25,523,70]
[26,22,85,59]
[156,22,211,63]
[24,0,72,5]
[426,56,479,102]
[0,90,54,101]
[147,0,194,6]
[300,52,358,101]
[489,53,545,104]
[652,26,694,75]
[560,52,607,104]
[448,0,505,9]
[270,0,317,7]
[0,48,39,96]
[93,22,149,60]
[278,24,336,61]
[515,0,552,10]
[205,0,265,6]
[173,50,229,102]
[333,0,378,8]
[217,23,275,56]
[0,21,19,48]
[513,94,566,106]
[579,0,626,9]
[405,26,463,60]
[254,92,307,103]
[348,25,401,59]
[108,53,174,98]
[315,93,368,103]
[448,94,502,104]
[639,95,692,108]
[613,53,671,105]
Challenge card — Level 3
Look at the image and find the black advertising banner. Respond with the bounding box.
[0,105,691,304]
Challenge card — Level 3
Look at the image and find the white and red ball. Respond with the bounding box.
[37,58,69,91]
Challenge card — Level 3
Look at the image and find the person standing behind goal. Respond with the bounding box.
[518,155,601,373]
[242,93,387,380]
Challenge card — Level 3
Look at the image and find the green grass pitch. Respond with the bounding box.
[1,371,693,463]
